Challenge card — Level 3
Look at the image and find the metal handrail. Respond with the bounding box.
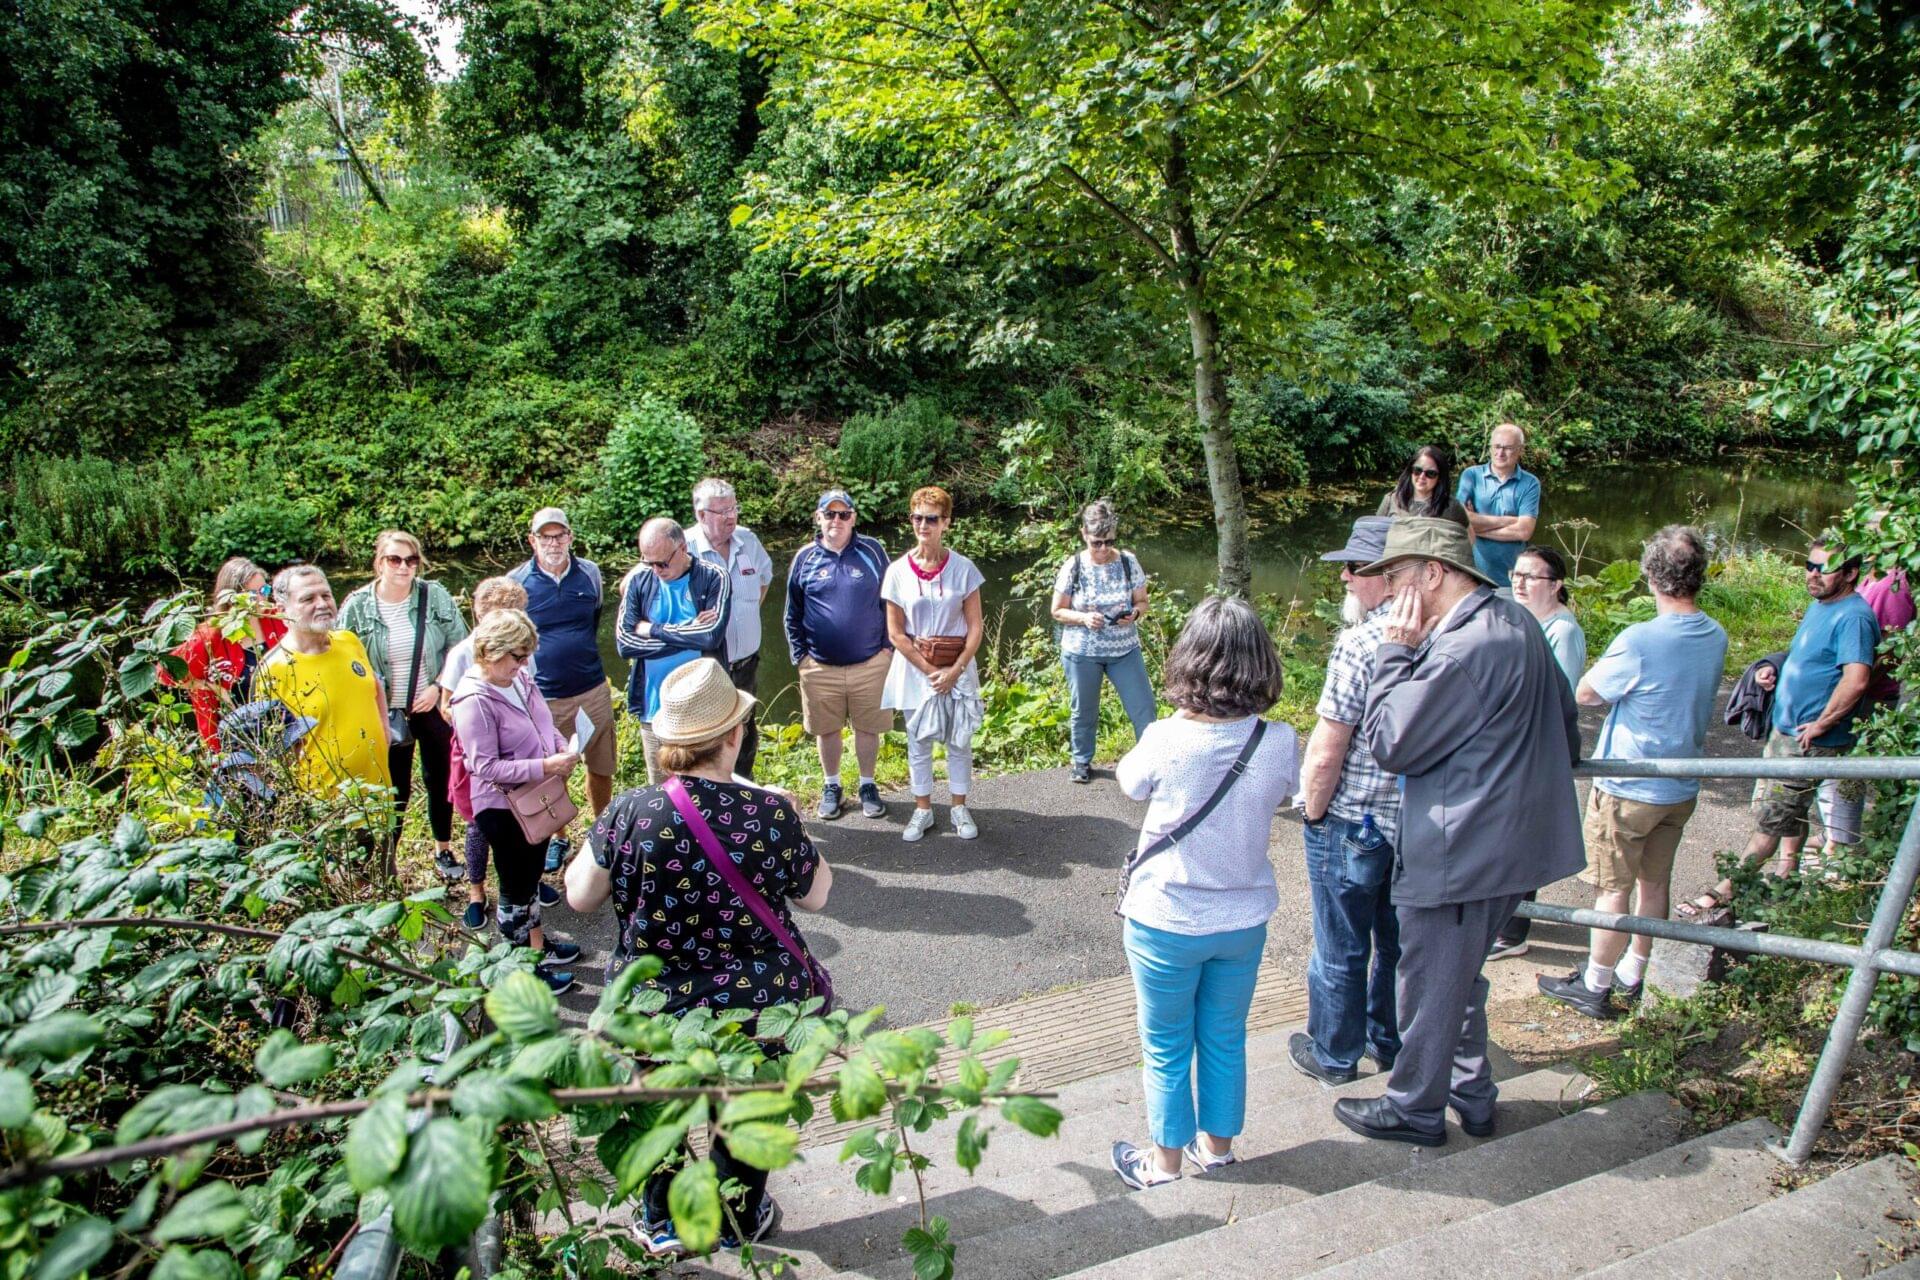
[1513,755,1920,1166]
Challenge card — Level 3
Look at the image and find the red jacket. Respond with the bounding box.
[162,618,289,751]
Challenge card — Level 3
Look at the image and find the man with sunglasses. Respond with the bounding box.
[1681,537,1881,920]
[785,489,894,820]
[616,517,730,784]
[1455,423,1540,591]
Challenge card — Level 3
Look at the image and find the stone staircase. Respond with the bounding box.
[673,1024,1919,1279]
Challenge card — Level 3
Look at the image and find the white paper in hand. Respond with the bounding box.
[569,708,596,755]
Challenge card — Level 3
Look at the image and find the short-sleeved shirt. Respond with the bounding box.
[1539,608,1587,693]
[641,575,700,721]
[1862,571,1915,701]
[255,632,393,794]
[1774,593,1882,747]
[1587,610,1730,804]
[1053,551,1147,658]
[1455,465,1542,589]
[588,776,821,1013]
[688,525,776,664]
[880,550,985,712]
[1315,602,1400,836]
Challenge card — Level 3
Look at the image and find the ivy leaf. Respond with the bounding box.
[0,1069,35,1130]
[345,1094,408,1193]
[452,1072,557,1121]
[1000,1095,1063,1138]
[6,1011,103,1060]
[484,970,558,1041]
[32,1215,113,1280]
[388,1117,491,1250]
[721,1121,799,1171]
[832,1060,887,1122]
[153,1181,250,1243]
[253,1029,334,1087]
[668,1159,723,1254]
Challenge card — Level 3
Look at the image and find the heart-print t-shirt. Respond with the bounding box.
[588,775,821,1013]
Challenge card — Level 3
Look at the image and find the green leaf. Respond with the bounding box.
[485,970,559,1041]
[718,1091,795,1127]
[150,1247,243,1280]
[33,1216,113,1280]
[253,1029,334,1086]
[602,1111,693,1199]
[6,1011,103,1060]
[904,1216,955,1280]
[954,1114,987,1173]
[388,1117,492,1251]
[729,203,754,227]
[1000,1095,1063,1138]
[721,1121,799,1171]
[668,1159,723,1254]
[452,1072,557,1121]
[0,1068,34,1129]
[153,1181,250,1243]
[345,1094,408,1194]
[948,1015,974,1050]
[833,1060,887,1122]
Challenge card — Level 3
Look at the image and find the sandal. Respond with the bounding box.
[1800,851,1825,879]
[1676,889,1731,924]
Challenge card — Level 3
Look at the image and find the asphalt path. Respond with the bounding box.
[543,682,1776,1027]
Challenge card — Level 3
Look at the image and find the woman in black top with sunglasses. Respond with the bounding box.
[1379,445,1472,530]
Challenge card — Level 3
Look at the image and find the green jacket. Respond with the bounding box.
[338,579,469,704]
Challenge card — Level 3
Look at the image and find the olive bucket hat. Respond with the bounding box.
[1355,516,1497,589]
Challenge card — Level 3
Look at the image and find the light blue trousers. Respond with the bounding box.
[1123,918,1267,1148]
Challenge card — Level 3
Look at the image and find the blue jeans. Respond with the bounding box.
[1063,648,1157,765]
[1122,918,1267,1148]
[1303,815,1401,1073]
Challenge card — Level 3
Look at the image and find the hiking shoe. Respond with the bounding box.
[462,900,487,930]
[1071,761,1092,784]
[1182,1139,1235,1174]
[544,836,569,874]
[1486,936,1530,962]
[1288,1032,1357,1086]
[636,1219,682,1258]
[818,782,844,821]
[902,808,936,842]
[538,968,575,995]
[1614,976,1644,1005]
[1537,968,1618,1020]
[1110,1140,1180,1190]
[541,937,582,965]
[859,782,885,818]
[950,805,978,840]
[433,848,464,881]
[719,1194,778,1249]
[537,881,562,908]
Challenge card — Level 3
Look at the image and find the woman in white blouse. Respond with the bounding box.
[881,485,986,843]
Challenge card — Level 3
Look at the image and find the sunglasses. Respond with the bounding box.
[820,509,854,521]
[382,554,421,567]
[1086,537,1115,548]
[1805,560,1835,574]
[1411,466,1440,479]
[257,584,273,598]
[910,513,945,525]
[642,555,678,571]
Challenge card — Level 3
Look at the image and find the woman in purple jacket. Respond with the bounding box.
[450,609,585,993]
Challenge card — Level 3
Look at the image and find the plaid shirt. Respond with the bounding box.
[1317,602,1401,837]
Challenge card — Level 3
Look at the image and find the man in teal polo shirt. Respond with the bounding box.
[1455,423,1541,590]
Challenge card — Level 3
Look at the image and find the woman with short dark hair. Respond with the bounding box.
[1379,445,1471,529]
[1109,597,1300,1191]
[1052,498,1155,783]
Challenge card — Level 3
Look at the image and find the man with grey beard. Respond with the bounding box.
[1290,516,1402,1085]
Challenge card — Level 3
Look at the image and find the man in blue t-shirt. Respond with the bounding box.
[1455,422,1542,590]
[1679,537,1880,924]
[615,518,730,783]
[1539,527,1728,1019]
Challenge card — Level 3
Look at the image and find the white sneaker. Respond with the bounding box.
[1183,1138,1235,1173]
[903,808,936,842]
[950,805,978,840]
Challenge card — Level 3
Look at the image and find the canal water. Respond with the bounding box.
[364,455,1849,724]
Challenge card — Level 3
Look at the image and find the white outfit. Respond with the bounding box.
[881,549,985,798]
[687,524,776,663]
[378,595,419,703]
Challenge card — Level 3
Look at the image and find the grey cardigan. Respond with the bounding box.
[1362,588,1584,909]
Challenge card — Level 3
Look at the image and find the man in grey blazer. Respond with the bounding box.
[1333,517,1584,1145]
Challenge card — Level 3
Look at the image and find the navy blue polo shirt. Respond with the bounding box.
[509,556,606,700]
[784,533,890,666]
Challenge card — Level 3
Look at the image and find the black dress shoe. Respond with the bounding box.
[1333,1096,1446,1147]
[1452,1106,1496,1138]
[1288,1032,1357,1086]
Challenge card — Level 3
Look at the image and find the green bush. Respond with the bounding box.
[2,453,224,583]
[190,495,323,572]
[578,394,706,549]
[833,396,967,514]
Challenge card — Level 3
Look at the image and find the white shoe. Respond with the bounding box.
[1183,1138,1235,1173]
[950,805,978,840]
[903,808,936,842]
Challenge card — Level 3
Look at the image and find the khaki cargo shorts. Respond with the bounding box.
[545,681,618,778]
[1751,729,1848,840]
[799,650,895,737]
[1582,790,1697,892]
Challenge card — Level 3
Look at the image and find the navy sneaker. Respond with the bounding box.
[541,937,582,965]
[539,968,575,995]
[1537,968,1618,1020]
[461,900,487,930]
[859,782,885,818]
[817,782,844,820]
[433,848,465,881]
[544,836,569,874]
[719,1194,778,1249]
[537,881,562,907]
[636,1219,682,1257]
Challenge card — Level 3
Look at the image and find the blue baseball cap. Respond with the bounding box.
[816,489,856,512]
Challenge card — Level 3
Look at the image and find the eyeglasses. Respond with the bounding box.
[508,651,531,663]
[701,505,738,518]
[1085,537,1114,548]
[1509,571,1561,585]
[910,513,944,525]
[533,532,572,544]
[1411,466,1440,479]
[257,584,273,598]
[1491,445,1519,455]
[1382,563,1423,587]
[820,509,854,521]
[382,554,421,567]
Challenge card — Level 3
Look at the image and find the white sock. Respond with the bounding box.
[1615,950,1648,986]
[1583,960,1615,994]
[859,776,875,788]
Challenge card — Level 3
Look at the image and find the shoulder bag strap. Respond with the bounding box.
[401,587,429,713]
[1122,719,1268,880]
[664,776,814,972]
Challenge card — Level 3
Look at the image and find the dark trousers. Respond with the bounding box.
[388,709,455,842]
[728,653,761,780]
[1496,889,1539,946]
[474,808,543,945]
[1385,893,1524,1134]
[642,1135,770,1232]
[464,823,490,886]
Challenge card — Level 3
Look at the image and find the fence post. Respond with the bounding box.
[1778,786,1920,1164]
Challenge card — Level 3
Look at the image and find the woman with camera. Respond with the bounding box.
[1052,499,1155,784]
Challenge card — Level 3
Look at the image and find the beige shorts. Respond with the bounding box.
[544,681,618,778]
[1583,789,1697,893]
[799,651,895,737]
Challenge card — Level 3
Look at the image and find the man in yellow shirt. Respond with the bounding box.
[256,566,393,798]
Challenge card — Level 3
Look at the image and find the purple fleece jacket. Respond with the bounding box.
[450,669,566,814]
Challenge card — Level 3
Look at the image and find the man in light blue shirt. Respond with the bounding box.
[1455,423,1541,590]
[1539,526,1728,1020]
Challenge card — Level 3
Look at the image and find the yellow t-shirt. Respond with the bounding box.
[256,632,393,794]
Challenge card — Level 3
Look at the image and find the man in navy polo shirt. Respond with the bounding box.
[509,507,615,873]
[786,489,893,821]
[1456,422,1542,591]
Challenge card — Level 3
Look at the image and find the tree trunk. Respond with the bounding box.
[1186,299,1252,597]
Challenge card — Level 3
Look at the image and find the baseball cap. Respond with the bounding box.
[1321,516,1393,564]
[529,507,572,535]
[816,489,856,512]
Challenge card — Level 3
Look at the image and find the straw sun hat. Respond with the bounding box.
[651,658,756,745]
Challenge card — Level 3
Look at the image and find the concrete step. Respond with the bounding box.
[689,1064,1591,1280]
[1580,1153,1920,1280]
[1866,1256,1920,1278]
[1060,1090,1688,1280]
[1304,1117,1786,1280]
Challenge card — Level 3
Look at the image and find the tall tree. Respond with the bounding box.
[698,0,1629,594]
